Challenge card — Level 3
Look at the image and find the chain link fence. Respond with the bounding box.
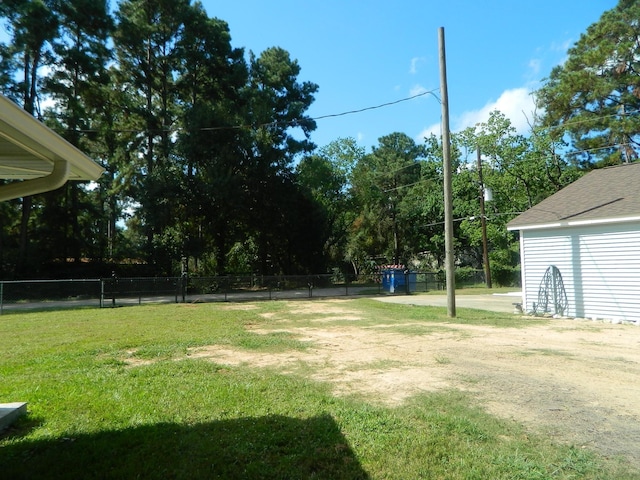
[0,271,484,314]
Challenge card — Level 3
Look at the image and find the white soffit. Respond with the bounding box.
[0,94,104,198]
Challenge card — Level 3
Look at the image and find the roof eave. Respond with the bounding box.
[507,215,640,231]
[0,95,104,181]
[0,95,104,201]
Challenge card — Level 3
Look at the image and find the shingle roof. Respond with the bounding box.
[507,162,640,230]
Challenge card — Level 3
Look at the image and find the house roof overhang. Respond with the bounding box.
[0,94,104,201]
[506,215,640,232]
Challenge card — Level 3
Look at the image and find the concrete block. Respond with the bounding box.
[0,402,27,432]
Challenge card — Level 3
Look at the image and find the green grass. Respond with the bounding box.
[520,348,575,358]
[1,301,636,479]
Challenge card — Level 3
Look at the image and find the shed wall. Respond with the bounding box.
[520,222,640,323]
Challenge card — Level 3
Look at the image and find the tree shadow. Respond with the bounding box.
[1,414,369,479]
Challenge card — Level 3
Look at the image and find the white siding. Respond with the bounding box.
[520,230,575,316]
[520,222,640,323]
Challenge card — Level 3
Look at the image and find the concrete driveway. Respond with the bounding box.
[375,292,523,314]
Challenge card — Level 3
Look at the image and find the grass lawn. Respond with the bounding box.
[0,300,636,479]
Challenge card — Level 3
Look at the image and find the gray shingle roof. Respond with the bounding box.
[507,162,640,230]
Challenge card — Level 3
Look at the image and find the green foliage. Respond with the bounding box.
[1,1,620,280]
[296,137,363,272]
[0,0,324,278]
[441,112,582,278]
[349,132,430,270]
[454,266,484,286]
[536,0,640,165]
[224,239,259,275]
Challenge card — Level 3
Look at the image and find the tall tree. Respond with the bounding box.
[296,137,364,271]
[472,112,580,211]
[349,133,427,269]
[0,0,57,277]
[113,0,191,272]
[244,47,318,273]
[536,0,640,165]
[37,0,113,265]
[175,4,248,274]
[439,113,581,284]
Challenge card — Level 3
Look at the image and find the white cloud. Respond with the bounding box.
[455,87,536,134]
[409,56,425,74]
[415,86,537,142]
[409,84,428,97]
[551,39,573,53]
[528,58,542,77]
[416,122,441,142]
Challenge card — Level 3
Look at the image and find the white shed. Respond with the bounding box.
[507,163,640,324]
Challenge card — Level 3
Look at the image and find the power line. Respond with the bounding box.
[313,89,440,121]
[383,179,428,193]
[73,89,441,135]
[543,108,640,132]
[564,142,634,156]
[423,212,523,228]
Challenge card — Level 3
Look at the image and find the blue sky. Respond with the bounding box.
[202,0,618,151]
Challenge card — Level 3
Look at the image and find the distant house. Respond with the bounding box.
[507,163,640,324]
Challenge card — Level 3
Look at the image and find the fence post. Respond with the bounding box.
[405,269,410,295]
[0,281,3,315]
[181,257,187,303]
[174,279,178,303]
[111,272,117,308]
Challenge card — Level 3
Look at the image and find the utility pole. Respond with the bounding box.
[477,147,492,288]
[439,27,455,317]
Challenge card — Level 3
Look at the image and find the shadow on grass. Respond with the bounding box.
[1,414,369,479]
[0,415,45,440]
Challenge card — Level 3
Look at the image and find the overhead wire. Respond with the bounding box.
[74,88,441,135]
[312,88,440,121]
[423,212,523,228]
[539,108,640,134]
[531,107,640,158]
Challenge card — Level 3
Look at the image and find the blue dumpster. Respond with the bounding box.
[382,268,416,293]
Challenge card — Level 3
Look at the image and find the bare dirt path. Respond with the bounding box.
[186,299,640,469]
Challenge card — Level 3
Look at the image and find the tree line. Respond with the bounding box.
[1,0,638,281]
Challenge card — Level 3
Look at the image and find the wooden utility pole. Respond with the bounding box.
[439,27,456,317]
[477,147,492,288]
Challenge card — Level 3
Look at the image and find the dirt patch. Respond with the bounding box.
[219,304,260,311]
[118,348,156,367]
[185,301,640,468]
